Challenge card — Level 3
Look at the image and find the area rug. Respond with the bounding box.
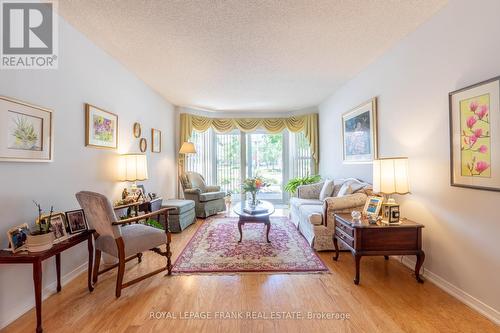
[172,216,328,273]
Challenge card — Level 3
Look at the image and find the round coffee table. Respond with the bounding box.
[233,200,275,243]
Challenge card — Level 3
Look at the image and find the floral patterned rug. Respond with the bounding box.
[172,216,328,273]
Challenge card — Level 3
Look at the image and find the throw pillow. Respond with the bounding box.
[337,183,353,197]
[319,179,335,201]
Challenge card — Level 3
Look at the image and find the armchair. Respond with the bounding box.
[180,172,226,218]
[76,191,175,298]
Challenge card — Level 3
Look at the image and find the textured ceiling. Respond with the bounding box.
[58,0,447,112]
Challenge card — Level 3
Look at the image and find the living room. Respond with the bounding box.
[0,1,499,332]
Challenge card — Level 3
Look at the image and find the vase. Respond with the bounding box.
[27,233,54,252]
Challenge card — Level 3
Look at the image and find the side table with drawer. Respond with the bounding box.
[333,213,425,285]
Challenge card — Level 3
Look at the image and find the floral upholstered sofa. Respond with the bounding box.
[290,178,373,251]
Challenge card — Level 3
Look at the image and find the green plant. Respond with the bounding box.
[32,201,52,235]
[284,175,321,195]
[145,219,163,230]
[13,115,38,147]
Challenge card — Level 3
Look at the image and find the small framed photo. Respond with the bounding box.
[7,224,30,253]
[41,213,68,242]
[363,196,383,217]
[65,209,88,234]
[151,128,161,153]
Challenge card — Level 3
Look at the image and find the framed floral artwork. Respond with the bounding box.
[0,96,53,162]
[342,97,378,163]
[151,128,161,153]
[85,103,118,149]
[449,76,500,191]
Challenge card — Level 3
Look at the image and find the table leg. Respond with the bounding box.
[87,232,94,292]
[333,236,339,261]
[384,255,389,260]
[238,220,243,243]
[354,254,361,285]
[33,259,43,333]
[55,253,61,292]
[265,219,271,243]
[415,251,425,283]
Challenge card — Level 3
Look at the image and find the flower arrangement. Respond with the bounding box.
[32,200,53,235]
[241,177,269,207]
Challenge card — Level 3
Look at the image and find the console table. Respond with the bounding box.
[0,230,94,333]
[333,213,425,285]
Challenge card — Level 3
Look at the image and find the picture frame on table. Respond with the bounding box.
[7,223,30,253]
[342,98,378,163]
[85,103,118,149]
[449,76,500,192]
[363,196,383,218]
[65,209,88,234]
[0,96,53,162]
[39,213,68,242]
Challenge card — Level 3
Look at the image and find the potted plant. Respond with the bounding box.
[284,174,321,197]
[242,177,269,208]
[27,201,54,252]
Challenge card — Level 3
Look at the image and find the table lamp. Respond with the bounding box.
[373,157,410,224]
[117,153,148,199]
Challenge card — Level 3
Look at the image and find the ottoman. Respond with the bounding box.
[161,199,196,233]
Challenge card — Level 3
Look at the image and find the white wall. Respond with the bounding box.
[319,0,500,323]
[0,17,177,328]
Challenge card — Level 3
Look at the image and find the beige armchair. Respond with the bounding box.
[76,191,174,298]
[180,172,226,218]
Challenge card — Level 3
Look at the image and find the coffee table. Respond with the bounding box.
[233,200,275,243]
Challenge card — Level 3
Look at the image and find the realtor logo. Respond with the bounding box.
[1,0,58,69]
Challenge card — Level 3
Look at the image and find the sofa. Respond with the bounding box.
[180,172,226,218]
[290,178,372,251]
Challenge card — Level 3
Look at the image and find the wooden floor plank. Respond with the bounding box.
[2,212,498,333]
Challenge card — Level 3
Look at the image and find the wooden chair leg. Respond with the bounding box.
[93,250,101,284]
[137,253,143,263]
[166,228,172,275]
[115,238,126,298]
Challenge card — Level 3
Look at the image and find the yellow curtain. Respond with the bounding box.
[180,113,319,174]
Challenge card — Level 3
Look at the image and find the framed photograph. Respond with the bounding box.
[0,96,53,162]
[363,196,383,217]
[342,98,378,163]
[133,122,141,138]
[449,76,500,191]
[139,138,147,152]
[85,103,118,149]
[7,224,30,253]
[151,128,161,153]
[65,209,88,234]
[41,213,68,242]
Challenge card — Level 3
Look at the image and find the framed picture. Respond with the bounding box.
[363,196,383,217]
[342,98,378,163]
[40,213,68,242]
[139,138,147,152]
[65,209,88,234]
[151,128,161,153]
[85,103,118,149]
[0,96,53,162]
[449,76,500,191]
[7,224,30,253]
[133,122,141,138]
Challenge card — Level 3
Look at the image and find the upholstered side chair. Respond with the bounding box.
[180,172,226,218]
[76,191,175,298]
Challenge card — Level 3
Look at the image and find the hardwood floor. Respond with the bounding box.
[3,212,498,333]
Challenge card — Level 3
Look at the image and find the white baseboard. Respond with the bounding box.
[0,261,88,330]
[398,256,500,325]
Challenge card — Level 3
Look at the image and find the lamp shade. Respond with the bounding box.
[117,154,148,182]
[179,142,197,154]
[373,157,410,195]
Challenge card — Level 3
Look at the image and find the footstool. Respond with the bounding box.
[161,199,196,233]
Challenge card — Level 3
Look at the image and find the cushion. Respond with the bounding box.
[95,224,166,258]
[337,183,353,197]
[199,191,226,202]
[188,172,207,192]
[290,197,323,208]
[309,213,323,226]
[319,179,335,201]
[162,199,195,215]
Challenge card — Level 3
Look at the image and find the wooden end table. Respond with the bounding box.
[333,213,425,285]
[0,230,94,333]
[233,200,275,243]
